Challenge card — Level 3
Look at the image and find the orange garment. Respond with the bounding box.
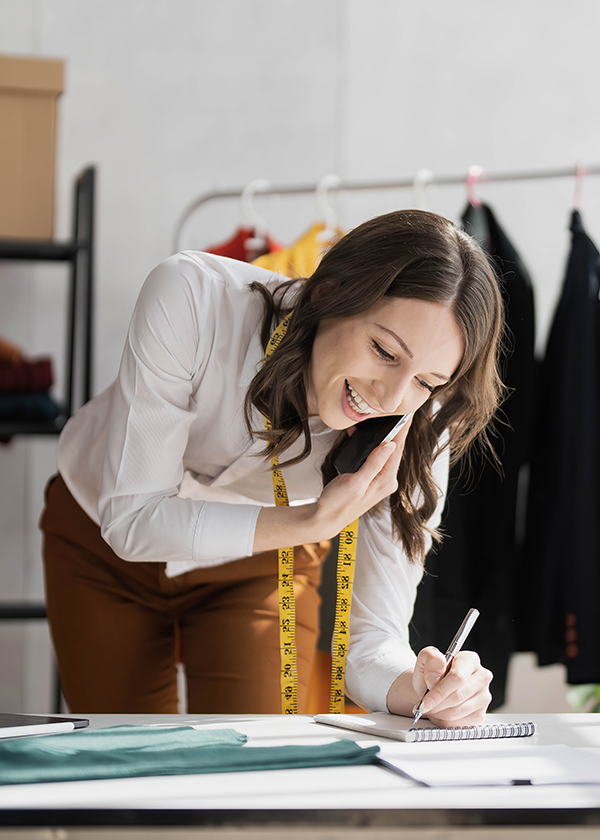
[0,335,23,365]
[253,222,343,278]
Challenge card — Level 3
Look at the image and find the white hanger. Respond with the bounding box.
[241,179,271,253]
[411,168,433,209]
[316,174,342,242]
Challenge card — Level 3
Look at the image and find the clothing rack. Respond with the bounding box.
[173,162,600,253]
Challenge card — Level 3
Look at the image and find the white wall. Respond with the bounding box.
[1,0,598,713]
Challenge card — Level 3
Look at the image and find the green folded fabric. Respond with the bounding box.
[0,724,380,785]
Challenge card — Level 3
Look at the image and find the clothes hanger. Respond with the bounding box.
[463,165,491,251]
[573,161,586,211]
[411,168,433,209]
[466,164,484,208]
[315,174,342,242]
[241,179,271,256]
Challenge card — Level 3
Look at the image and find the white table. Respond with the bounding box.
[2,713,600,838]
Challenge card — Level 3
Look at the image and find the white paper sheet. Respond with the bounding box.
[375,742,600,786]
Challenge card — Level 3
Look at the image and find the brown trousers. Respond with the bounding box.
[40,474,328,715]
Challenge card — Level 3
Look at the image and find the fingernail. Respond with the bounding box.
[382,441,396,453]
[425,673,442,690]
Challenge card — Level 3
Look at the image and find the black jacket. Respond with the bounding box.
[410,202,536,707]
[521,210,600,683]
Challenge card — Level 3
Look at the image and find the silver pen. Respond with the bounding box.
[412,607,480,726]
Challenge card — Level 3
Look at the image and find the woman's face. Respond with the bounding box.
[307,296,464,428]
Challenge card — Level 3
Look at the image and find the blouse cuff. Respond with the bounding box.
[192,501,261,563]
[348,651,417,713]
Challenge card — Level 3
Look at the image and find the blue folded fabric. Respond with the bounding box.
[0,391,61,420]
[0,724,380,785]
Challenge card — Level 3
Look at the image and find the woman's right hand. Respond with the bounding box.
[313,418,410,537]
[253,418,410,553]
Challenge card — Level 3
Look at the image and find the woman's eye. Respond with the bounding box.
[371,340,395,361]
[371,338,434,392]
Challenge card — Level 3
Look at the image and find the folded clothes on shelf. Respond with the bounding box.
[0,357,53,392]
[0,391,61,421]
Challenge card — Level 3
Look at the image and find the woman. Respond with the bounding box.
[41,209,502,723]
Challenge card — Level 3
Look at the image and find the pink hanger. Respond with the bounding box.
[573,162,586,210]
[466,165,484,208]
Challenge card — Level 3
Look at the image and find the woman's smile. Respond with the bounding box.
[344,380,377,418]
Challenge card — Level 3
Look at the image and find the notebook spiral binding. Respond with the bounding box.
[410,722,537,742]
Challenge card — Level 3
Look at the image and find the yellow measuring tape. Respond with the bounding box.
[263,312,359,714]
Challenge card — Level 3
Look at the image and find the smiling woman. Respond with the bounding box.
[41,208,504,727]
[247,210,505,564]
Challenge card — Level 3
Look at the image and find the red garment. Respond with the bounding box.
[0,357,53,393]
[205,227,282,262]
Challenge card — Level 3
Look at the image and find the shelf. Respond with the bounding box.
[0,240,81,261]
[0,166,95,432]
[0,416,67,437]
[0,168,95,714]
[0,603,47,620]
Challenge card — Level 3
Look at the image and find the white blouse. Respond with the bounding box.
[57,251,449,712]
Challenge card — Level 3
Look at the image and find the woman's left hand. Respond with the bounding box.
[412,646,493,727]
[387,646,493,727]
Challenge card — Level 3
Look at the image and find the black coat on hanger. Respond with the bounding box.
[410,202,536,708]
[520,210,600,683]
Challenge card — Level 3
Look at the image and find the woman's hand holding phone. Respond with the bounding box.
[253,415,413,553]
[313,413,413,538]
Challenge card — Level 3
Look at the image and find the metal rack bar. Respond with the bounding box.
[173,162,600,251]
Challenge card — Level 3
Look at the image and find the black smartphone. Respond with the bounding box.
[333,412,413,475]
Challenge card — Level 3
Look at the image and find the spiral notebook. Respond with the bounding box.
[313,712,536,743]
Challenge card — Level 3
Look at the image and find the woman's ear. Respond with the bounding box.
[309,278,339,305]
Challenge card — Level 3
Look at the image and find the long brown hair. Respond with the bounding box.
[244,209,505,563]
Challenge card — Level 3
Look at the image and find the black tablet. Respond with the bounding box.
[0,713,89,739]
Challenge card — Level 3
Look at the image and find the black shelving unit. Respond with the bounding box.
[0,166,95,712]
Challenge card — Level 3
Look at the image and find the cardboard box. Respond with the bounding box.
[0,54,64,239]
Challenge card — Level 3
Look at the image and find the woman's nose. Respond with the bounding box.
[376,373,411,414]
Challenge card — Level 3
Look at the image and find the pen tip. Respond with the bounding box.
[412,711,422,726]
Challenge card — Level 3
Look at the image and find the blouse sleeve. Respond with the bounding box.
[344,436,450,712]
[97,254,261,565]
